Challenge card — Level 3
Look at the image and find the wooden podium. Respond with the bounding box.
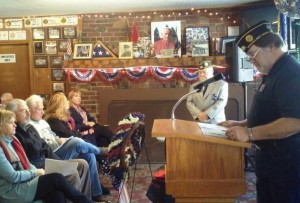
[151,119,251,203]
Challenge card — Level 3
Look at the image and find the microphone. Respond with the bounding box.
[193,73,224,91]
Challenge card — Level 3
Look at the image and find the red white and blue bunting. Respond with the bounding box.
[64,66,201,83]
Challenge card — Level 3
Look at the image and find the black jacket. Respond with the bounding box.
[15,124,60,168]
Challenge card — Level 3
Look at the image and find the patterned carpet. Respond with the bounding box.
[100,163,257,203]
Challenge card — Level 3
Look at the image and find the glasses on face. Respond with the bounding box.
[246,48,260,62]
[18,108,30,114]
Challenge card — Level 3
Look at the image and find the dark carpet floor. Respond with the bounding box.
[100,163,257,203]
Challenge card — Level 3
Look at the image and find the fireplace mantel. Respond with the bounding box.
[63,56,225,68]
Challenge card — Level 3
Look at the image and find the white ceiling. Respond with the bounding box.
[0,0,270,18]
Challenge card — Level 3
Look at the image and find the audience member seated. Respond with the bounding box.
[0,93,13,109]
[0,109,92,203]
[6,98,110,202]
[68,89,114,147]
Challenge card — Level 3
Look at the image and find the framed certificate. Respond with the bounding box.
[33,28,45,40]
[48,27,61,39]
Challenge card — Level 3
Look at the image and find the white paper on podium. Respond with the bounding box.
[197,122,228,138]
[45,159,78,176]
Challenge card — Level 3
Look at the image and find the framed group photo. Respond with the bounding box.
[73,43,93,59]
[119,42,133,59]
[34,56,48,68]
[58,39,68,52]
[151,20,181,58]
[52,82,65,93]
[51,69,65,81]
[186,27,209,57]
[49,56,63,68]
[48,27,61,39]
[63,27,77,39]
[32,28,45,40]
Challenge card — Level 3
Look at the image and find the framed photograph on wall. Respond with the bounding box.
[52,82,65,93]
[33,41,44,55]
[45,40,57,55]
[63,27,77,39]
[38,94,50,104]
[58,39,68,52]
[73,43,93,59]
[51,69,65,81]
[151,21,181,58]
[48,27,61,39]
[49,56,63,68]
[119,42,133,59]
[32,28,45,40]
[186,27,209,57]
[34,56,48,68]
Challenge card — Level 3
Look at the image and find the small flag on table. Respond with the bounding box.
[67,38,72,56]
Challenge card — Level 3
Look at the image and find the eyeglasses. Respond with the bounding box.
[246,48,260,62]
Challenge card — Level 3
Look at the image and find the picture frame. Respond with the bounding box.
[48,27,61,39]
[52,82,65,93]
[73,43,93,59]
[34,56,48,68]
[118,42,133,59]
[45,40,57,55]
[33,41,44,55]
[38,94,50,104]
[93,40,117,59]
[64,53,72,61]
[220,36,236,54]
[62,27,77,39]
[58,39,68,52]
[32,28,45,40]
[288,17,296,50]
[51,69,66,81]
[151,20,181,58]
[185,27,209,57]
[49,56,63,68]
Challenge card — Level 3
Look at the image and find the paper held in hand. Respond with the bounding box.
[45,158,78,176]
[197,122,227,138]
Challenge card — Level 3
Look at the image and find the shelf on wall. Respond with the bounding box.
[63,56,226,68]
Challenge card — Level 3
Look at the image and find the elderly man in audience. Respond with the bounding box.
[0,93,13,109]
[6,99,110,203]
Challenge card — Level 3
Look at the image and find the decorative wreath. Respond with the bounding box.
[106,112,145,190]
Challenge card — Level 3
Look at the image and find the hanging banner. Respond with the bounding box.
[64,66,206,83]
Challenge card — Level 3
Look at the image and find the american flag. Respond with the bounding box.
[67,38,72,56]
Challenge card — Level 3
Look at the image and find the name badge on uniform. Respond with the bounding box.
[259,84,266,92]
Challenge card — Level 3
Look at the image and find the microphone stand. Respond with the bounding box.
[171,89,200,120]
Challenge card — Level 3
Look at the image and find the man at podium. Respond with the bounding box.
[220,21,300,203]
[186,61,228,124]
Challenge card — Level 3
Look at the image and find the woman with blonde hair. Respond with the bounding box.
[68,89,114,147]
[43,92,110,202]
[0,109,92,203]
